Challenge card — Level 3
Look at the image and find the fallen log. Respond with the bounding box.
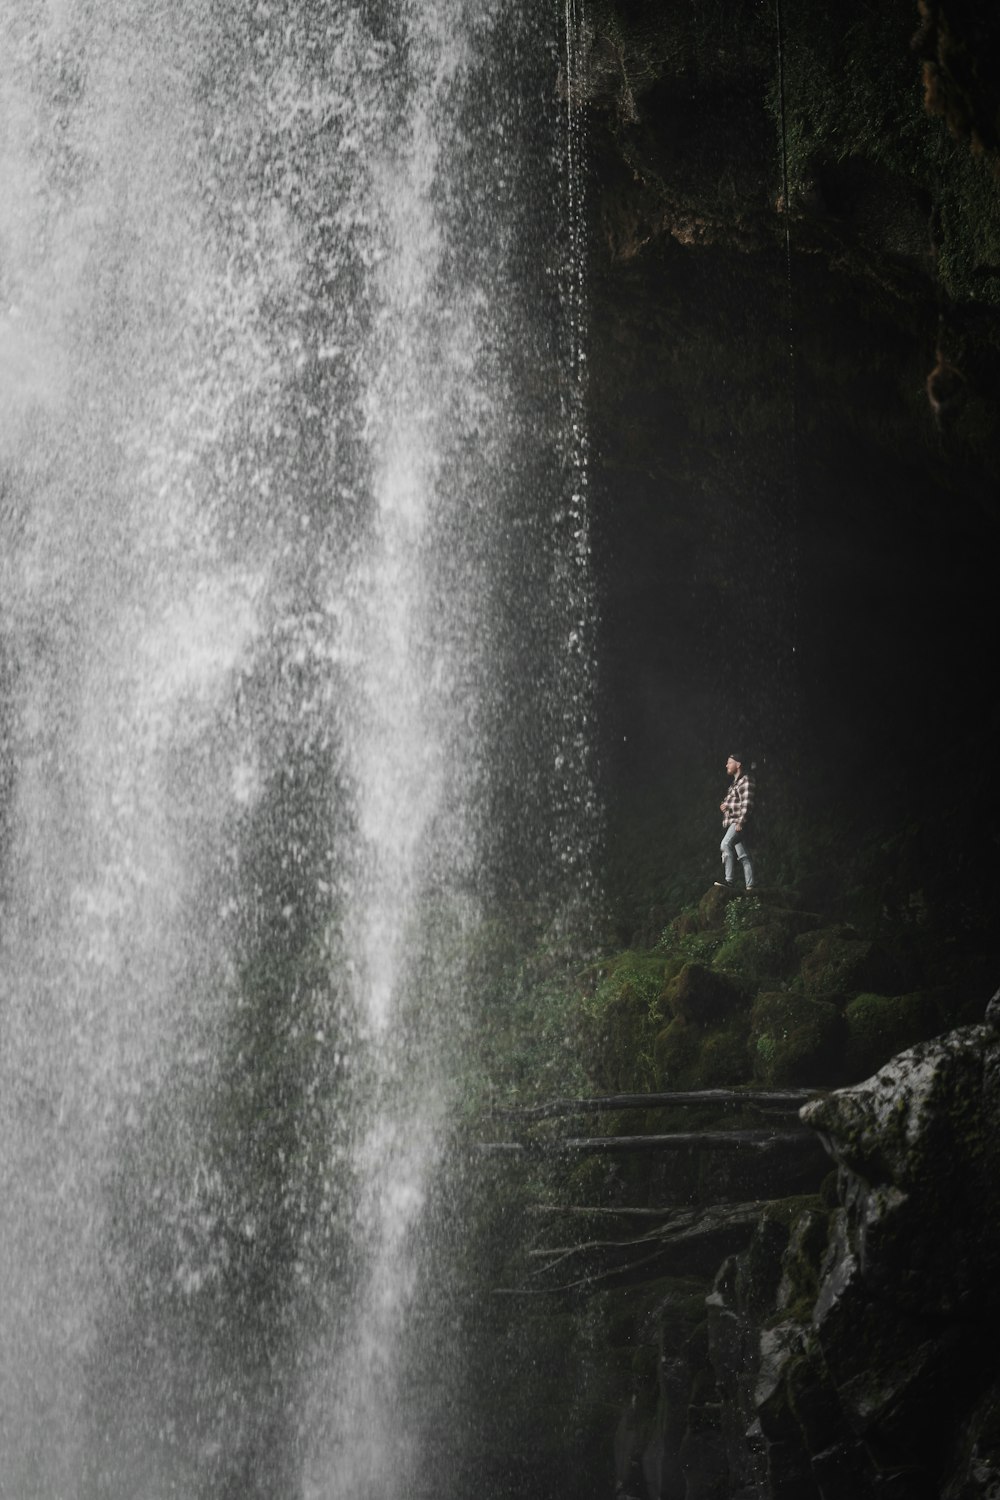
[526,1204,681,1219]
[491,1088,817,1121]
[476,1129,820,1157]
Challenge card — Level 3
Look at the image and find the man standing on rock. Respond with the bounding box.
[716,751,755,890]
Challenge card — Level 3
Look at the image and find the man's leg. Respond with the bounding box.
[720,824,739,883]
[733,838,754,889]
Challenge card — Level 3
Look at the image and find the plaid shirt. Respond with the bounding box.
[722,771,754,830]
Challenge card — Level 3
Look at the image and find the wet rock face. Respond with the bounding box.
[696,1015,1000,1499]
[804,1026,984,1177]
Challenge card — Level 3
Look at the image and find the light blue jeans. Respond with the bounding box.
[721,823,754,888]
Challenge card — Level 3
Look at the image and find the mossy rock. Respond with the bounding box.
[719,894,821,942]
[697,884,734,928]
[844,991,941,1081]
[758,905,822,938]
[720,894,772,936]
[654,1013,750,1089]
[579,949,677,1092]
[750,991,846,1087]
[654,1016,701,1086]
[795,929,901,998]
[713,923,796,988]
[658,952,688,984]
[699,1023,753,1087]
[677,931,726,965]
[669,908,701,939]
[750,886,808,912]
[666,961,745,1024]
[775,1207,830,1322]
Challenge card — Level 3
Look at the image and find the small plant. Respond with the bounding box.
[724,894,764,935]
[756,1034,778,1064]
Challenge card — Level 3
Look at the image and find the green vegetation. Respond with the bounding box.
[460,806,997,1499]
[473,847,986,1118]
[844,989,940,1079]
[750,991,845,1087]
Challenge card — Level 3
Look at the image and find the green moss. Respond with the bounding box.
[656,922,725,966]
[713,922,795,988]
[578,949,677,1092]
[734,901,820,940]
[796,929,899,997]
[750,992,846,1086]
[723,894,767,935]
[655,1016,701,1087]
[776,1207,831,1324]
[697,884,733,929]
[681,931,726,964]
[653,1011,751,1089]
[665,961,745,1024]
[844,990,941,1080]
[698,1024,754,1087]
[668,908,701,939]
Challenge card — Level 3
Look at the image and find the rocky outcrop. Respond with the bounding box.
[693,998,1000,1499]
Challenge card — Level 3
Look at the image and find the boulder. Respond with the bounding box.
[667,961,745,1025]
[801,1023,1000,1210]
[654,1013,751,1090]
[681,1009,1000,1499]
[670,908,702,939]
[655,1016,701,1087]
[749,992,845,1086]
[698,884,735,927]
[796,929,901,998]
[580,949,678,1092]
[698,1025,752,1088]
[713,925,796,989]
[844,990,941,1080]
[794,1018,1000,1480]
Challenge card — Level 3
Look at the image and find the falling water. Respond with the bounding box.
[0,1,593,1495]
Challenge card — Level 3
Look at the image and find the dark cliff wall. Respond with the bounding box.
[464,8,1000,1499]
[581,0,1000,935]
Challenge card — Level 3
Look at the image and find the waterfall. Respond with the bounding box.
[0,1,593,1495]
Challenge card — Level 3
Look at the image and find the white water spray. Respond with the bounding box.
[0,2,593,1495]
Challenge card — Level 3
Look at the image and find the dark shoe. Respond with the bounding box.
[714,881,734,888]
